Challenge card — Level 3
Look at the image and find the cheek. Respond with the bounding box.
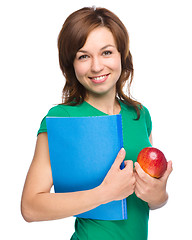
[73,62,88,80]
[111,57,122,77]
[117,60,122,74]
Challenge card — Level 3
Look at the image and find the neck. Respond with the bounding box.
[85,93,121,115]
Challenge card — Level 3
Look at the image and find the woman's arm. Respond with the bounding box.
[149,132,153,145]
[134,132,173,210]
[134,161,172,210]
[21,133,135,222]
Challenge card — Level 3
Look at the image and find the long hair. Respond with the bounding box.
[58,7,142,119]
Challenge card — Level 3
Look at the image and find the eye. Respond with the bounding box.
[102,51,112,56]
[78,55,89,60]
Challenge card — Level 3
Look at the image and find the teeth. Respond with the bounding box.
[92,75,107,80]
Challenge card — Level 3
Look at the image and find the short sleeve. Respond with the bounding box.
[37,116,47,135]
[37,105,69,136]
[143,106,152,137]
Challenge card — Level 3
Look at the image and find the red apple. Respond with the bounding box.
[137,147,167,178]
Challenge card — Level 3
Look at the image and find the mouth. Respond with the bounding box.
[89,74,110,84]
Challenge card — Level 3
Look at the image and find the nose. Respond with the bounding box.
[91,56,104,73]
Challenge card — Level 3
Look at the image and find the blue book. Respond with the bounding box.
[46,115,127,220]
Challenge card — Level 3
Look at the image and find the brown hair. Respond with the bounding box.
[58,7,142,119]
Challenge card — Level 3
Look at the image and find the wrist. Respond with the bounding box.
[148,192,168,210]
[96,184,112,205]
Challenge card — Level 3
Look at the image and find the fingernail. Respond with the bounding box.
[119,148,125,155]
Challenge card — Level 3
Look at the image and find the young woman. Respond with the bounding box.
[21,7,172,240]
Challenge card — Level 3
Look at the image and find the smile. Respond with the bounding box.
[89,74,110,83]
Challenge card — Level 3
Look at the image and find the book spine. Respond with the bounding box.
[117,115,127,220]
[117,115,124,170]
[122,198,128,219]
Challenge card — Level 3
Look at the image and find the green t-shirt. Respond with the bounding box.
[38,101,152,240]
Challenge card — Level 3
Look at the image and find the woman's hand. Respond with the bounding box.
[134,161,173,209]
[100,148,136,203]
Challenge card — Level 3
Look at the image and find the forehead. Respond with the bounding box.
[80,27,117,50]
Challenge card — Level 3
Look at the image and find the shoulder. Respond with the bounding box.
[37,105,70,135]
[141,104,152,136]
[120,100,152,123]
[38,102,90,135]
[140,105,152,124]
[47,102,92,117]
[120,101,151,119]
[46,105,70,117]
[140,105,151,117]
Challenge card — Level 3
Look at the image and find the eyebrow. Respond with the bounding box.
[101,44,116,50]
[78,44,116,53]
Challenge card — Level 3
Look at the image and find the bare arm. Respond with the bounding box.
[135,132,173,210]
[21,133,135,222]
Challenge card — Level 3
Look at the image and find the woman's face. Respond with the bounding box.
[73,27,122,99]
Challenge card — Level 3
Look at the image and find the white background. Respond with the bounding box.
[1,0,191,239]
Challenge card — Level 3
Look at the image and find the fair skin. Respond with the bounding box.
[134,135,173,210]
[73,27,172,209]
[73,27,122,115]
[21,27,172,222]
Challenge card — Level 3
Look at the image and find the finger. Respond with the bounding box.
[134,177,144,200]
[111,148,126,169]
[161,161,173,181]
[134,162,151,182]
[123,160,134,172]
[124,160,133,167]
[134,170,143,185]
[134,181,142,197]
